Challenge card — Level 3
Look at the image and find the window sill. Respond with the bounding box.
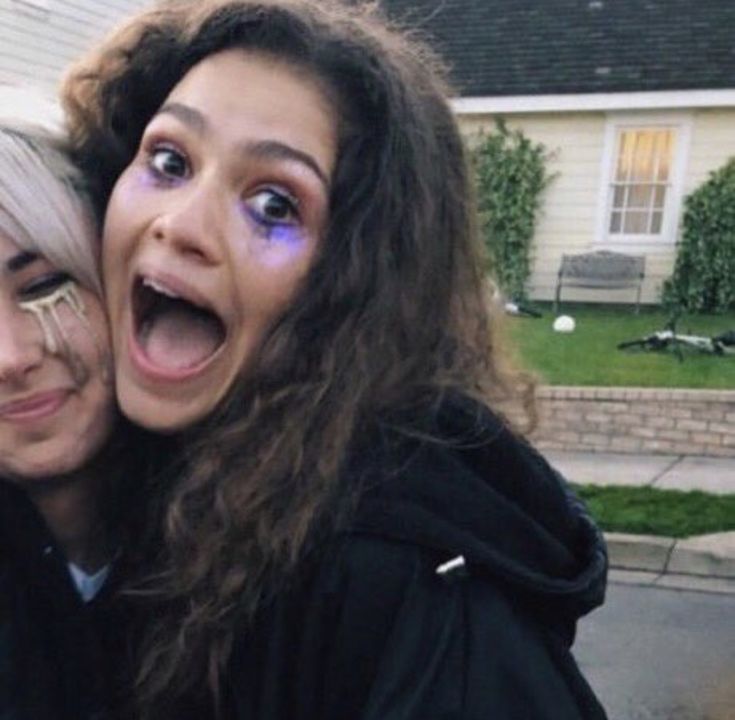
[594,239,676,255]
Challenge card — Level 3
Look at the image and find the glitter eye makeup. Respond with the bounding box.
[19,280,86,356]
[19,280,110,386]
[243,187,305,244]
[250,188,299,224]
[140,131,310,247]
[260,224,304,245]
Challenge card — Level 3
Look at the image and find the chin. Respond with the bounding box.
[118,386,212,435]
[5,451,92,484]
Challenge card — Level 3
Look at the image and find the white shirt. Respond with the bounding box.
[66,562,111,603]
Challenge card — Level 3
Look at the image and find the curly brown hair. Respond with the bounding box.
[63,0,533,714]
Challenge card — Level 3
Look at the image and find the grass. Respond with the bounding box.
[505,303,735,388]
[572,484,735,538]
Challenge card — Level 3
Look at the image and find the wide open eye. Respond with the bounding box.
[149,146,189,181]
[245,188,300,227]
[19,272,72,301]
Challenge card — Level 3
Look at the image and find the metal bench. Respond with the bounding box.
[554,250,646,313]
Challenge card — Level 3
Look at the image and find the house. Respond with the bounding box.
[380,0,735,304]
[0,0,148,95]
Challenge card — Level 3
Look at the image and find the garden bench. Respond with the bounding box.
[554,250,646,314]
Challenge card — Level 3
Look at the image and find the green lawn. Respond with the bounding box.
[572,484,735,538]
[506,304,735,388]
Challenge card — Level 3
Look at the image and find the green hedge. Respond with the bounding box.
[472,120,554,301]
[663,158,735,312]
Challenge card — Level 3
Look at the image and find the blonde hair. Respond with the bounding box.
[0,117,101,295]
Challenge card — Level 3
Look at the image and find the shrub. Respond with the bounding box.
[663,158,735,313]
[473,120,554,300]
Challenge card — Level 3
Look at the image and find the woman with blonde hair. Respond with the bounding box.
[0,112,145,720]
[64,1,608,718]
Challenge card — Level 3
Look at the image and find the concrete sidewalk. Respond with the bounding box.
[545,450,735,594]
[545,451,734,495]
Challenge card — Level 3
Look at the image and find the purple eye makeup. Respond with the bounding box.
[242,187,305,245]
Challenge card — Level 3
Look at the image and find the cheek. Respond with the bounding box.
[103,169,152,261]
[239,254,311,318]
[233,264,311,332]
[44,292,112,386]
[252,236,310,270]
[109,166,158,208]
[59,301,110,357]
[233,220,316,279]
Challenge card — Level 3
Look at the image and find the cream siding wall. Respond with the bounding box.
[686,109,735,189]
[0,0,149,93]
[461,108,735,305]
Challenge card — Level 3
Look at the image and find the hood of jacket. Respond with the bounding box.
[347,395,608,624]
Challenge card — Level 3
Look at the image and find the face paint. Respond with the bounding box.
[19,281,111,386]
[254,232,309,270]
[264,224,305,246]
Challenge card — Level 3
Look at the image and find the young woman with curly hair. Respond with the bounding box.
[63,1,608,718]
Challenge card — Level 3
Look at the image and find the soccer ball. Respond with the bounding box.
[553,315,576,333]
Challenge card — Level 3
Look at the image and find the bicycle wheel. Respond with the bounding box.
[617,338,653,351]
[714,330,735,348]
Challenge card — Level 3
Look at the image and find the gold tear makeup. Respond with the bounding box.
[19,281,111,386]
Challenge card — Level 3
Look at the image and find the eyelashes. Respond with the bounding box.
[146,144,189,184]
[145,142,303,238]
[19,272,73,302]
[243,188,301,236]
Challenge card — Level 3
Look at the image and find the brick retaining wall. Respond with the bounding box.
[528,386,735,457]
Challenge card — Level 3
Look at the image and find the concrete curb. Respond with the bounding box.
[605,531,735,579]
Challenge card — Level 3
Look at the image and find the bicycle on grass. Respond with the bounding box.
[617,316,735,358]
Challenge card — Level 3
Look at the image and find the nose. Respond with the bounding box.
[0,304,43,383]
[149,180,225,265]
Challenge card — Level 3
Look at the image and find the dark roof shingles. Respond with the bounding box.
[379,0,735,96]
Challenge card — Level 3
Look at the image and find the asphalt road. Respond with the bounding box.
[574,579,735,720]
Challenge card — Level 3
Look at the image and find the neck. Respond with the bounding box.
[26,458,112,573]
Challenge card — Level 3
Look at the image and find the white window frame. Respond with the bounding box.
[595,112,692,252]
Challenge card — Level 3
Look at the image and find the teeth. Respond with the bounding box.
[142,277,180,299]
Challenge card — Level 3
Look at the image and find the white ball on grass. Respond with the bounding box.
[553,315,576,333]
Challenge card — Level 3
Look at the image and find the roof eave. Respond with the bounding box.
[451,88,735,115]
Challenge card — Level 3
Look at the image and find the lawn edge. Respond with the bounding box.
[605,530,735,579]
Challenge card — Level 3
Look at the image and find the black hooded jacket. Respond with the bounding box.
[0,399,607,720]
[0,481,132,720]
[218,399,608,720]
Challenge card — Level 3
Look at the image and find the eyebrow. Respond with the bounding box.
[155,102,331,190]
[157,102,206,135]
[244,140,330,190]
[4,251,38,274]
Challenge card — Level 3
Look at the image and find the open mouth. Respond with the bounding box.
[132,276,226,373]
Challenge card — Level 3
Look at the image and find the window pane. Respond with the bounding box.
[610,211,622,233]
[616,132,634,182]
[623,211,650,234]
[653,185,667,209]
[656,131,673,182]
[631,131,655,181]
[650,211,663,234]
[612,185,626,208]
[627,184,653,209]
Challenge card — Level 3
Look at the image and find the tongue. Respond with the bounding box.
[141,304,223,370]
